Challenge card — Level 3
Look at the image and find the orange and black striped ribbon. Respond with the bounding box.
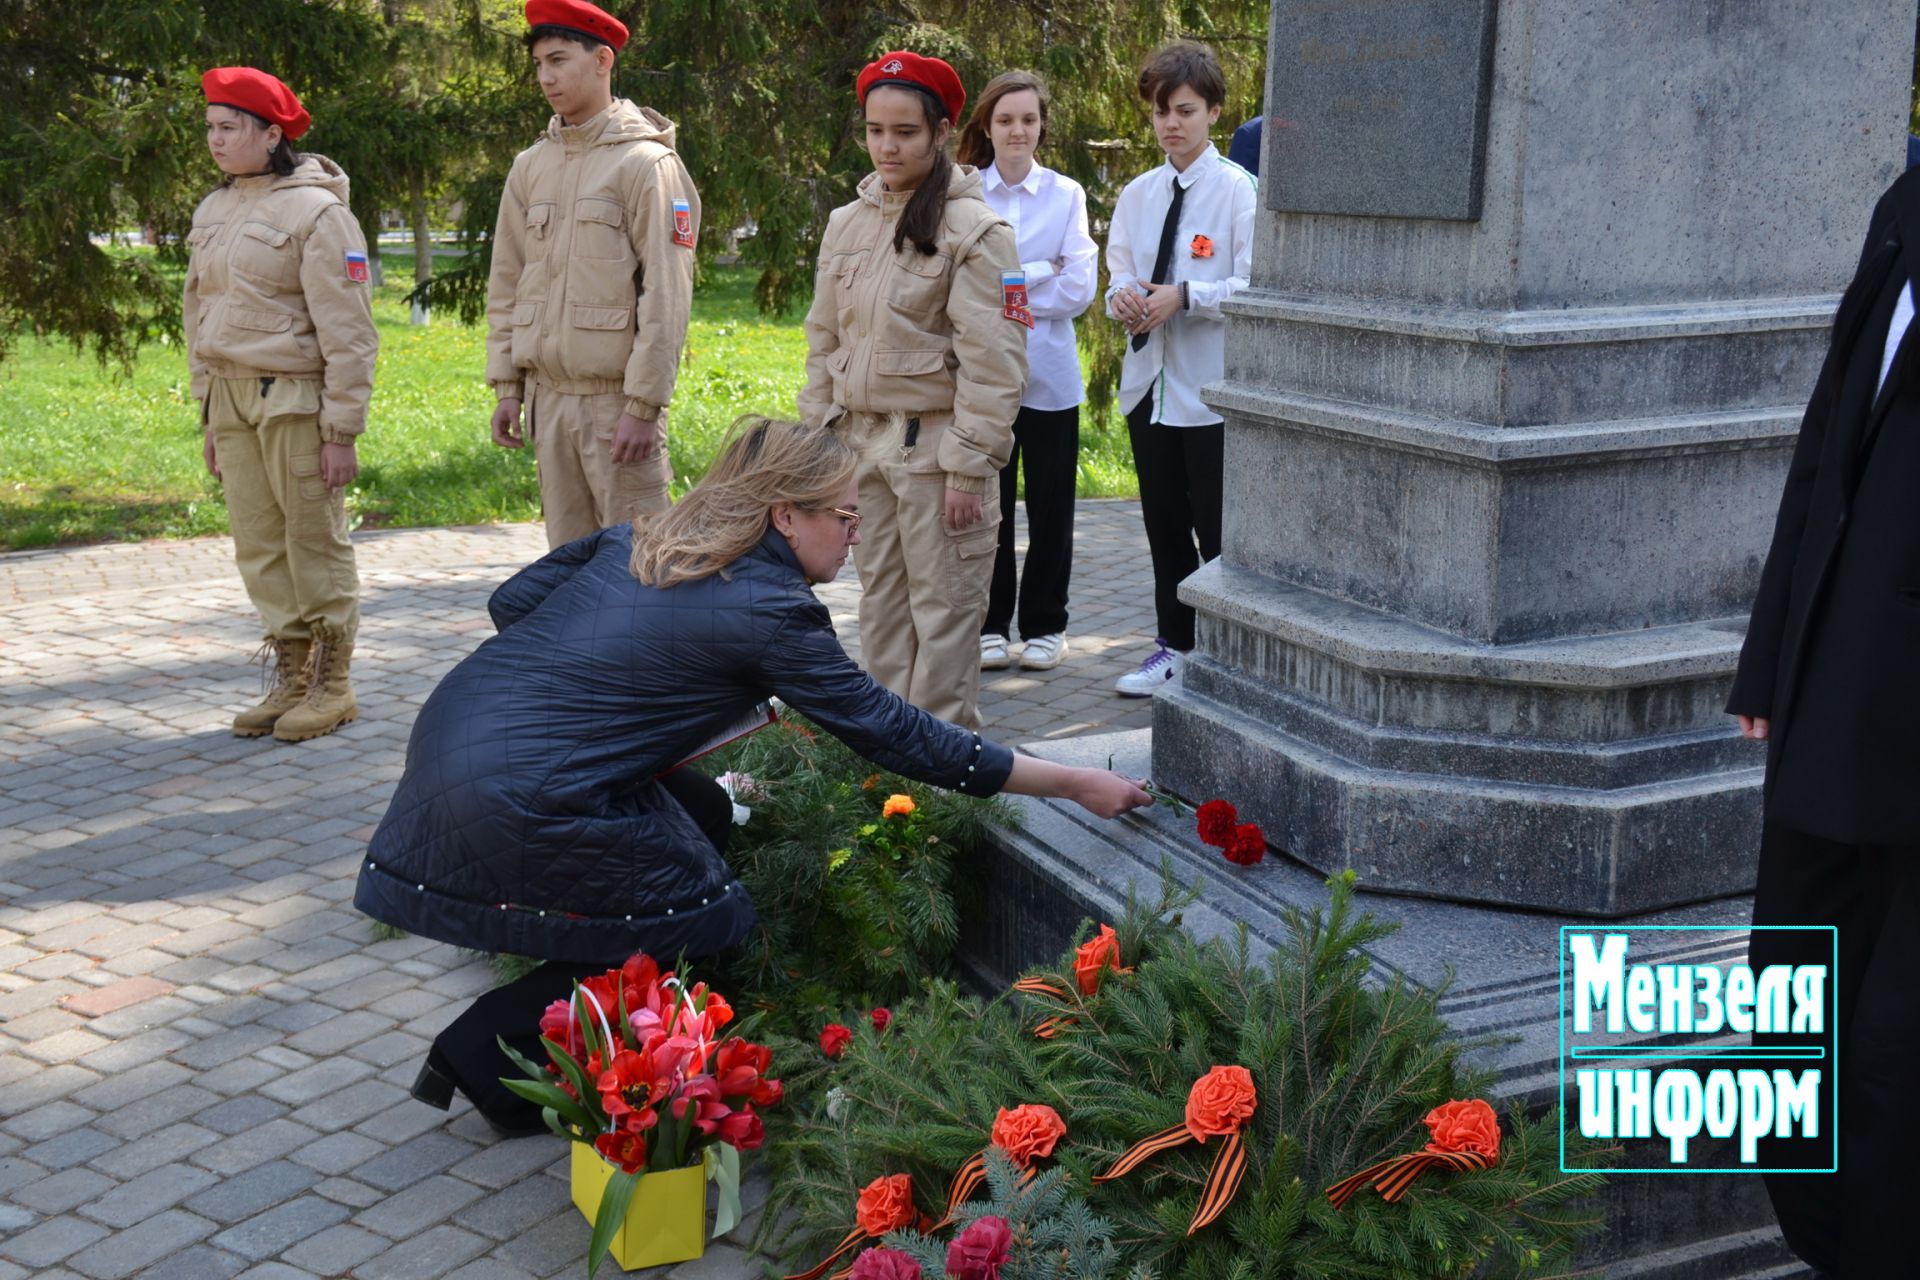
[1093,1124,1251,1235]
[933,1148,1040,1229]
[1325,1148,1494,1210]
[1012,976,1084,1038]
[1012,976,1072,1000]
[782,1225,864,1280]
[937,1151,988,1228]
[1092,1124,1191,1182]
[1188,1129,1248,1235]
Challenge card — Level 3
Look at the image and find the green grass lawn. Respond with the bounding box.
[0,260,1138,551]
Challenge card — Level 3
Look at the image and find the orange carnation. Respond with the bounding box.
[1073,924,1125,996]
[882,794,915,819]
[990,1103,1067,1167]
[855,1173,917,1236]
[1184,1065,1257,1140]
[1423,1098,1500,1159]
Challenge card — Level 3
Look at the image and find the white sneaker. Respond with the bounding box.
[1019,633,1068,670]
[1114,642,1185,697]
[980,633,1011,670]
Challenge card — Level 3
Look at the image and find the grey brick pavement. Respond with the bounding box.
[0,506,1154,1277]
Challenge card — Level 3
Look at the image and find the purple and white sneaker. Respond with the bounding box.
[1114,640,1186,697]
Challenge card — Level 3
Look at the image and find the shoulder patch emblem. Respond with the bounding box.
[671,198,695,249]
[345,249,369,283]
[1001,269,1034,329]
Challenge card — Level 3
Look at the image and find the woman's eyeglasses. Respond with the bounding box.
[828,507,862,534]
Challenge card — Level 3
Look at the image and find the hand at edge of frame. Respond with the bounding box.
[491,398,524,449]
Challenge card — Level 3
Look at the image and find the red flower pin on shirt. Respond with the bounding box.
[1190,234,1215,259]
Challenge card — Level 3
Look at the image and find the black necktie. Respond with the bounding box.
[1131,175,1186,352]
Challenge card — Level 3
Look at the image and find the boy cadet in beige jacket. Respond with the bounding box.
[800,52,1029,728]
[487,0,700,549]
[187,68,378,743]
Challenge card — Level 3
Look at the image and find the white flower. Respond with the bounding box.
[716,771,762,801]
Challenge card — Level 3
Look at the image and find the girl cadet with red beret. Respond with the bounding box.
[798,52,1030,730]
[185,68,378,742]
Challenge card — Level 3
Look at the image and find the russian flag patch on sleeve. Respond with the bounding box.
[345,249,369,283]
[671,199,695,249]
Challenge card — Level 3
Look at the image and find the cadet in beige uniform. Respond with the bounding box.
[799,52,1029,728]
[187,67,378,742]
[486,0,701,549]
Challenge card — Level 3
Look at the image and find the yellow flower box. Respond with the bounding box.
[569,1143,707,1271]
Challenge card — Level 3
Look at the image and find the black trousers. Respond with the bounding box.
[1126,397,1224,651]
[424,768,735,1133]
[1749,821,1920,1276]
[985,404,1079,641]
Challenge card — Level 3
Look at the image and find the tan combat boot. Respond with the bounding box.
[233,637,311,737]
[273,622,358,742]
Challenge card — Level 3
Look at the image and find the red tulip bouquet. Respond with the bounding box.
[497,953,781,1275]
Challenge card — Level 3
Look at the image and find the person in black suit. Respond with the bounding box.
[1729,166,1920,1277]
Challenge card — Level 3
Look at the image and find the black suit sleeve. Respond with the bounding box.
[752,599,1015,795]
[1727,190,1900,716]
[487,529,609,632]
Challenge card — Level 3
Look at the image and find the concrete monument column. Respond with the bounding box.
[1153,0,1910,915]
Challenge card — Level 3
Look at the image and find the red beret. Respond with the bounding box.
[857,51,965,123]
[525,0,628,52]
[201,67,311,142]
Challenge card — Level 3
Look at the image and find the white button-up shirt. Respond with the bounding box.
[1105,143,1257,425]
[979,162,1098,411]
[1879,277,1914,396]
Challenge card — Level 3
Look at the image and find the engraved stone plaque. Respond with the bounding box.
[1265,0,1497,220]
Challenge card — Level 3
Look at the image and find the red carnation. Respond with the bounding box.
[849,1247,923,1280]
[820,1023,854,1058]
[946,1215,1013,1280]
[871,1007,893,1032]
[1196,799,1238,847]
[1222,822,1266,866]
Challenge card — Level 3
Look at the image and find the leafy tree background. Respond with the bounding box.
[0,0,1269,412]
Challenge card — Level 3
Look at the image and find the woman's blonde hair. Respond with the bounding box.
[955,70,1051,170]
[629,416,858,588]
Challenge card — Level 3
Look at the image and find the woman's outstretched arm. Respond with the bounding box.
[1002,754,1151,819]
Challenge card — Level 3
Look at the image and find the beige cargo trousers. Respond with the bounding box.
[526,380,672,548]
[208,375,359,640]
[847,412,1001,729]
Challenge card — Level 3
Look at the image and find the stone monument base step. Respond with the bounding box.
[958,728,1798,1277]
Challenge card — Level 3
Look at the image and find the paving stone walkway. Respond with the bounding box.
[0,503,1154,1279]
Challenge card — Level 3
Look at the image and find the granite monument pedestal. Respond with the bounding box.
[1149,0,1910,916]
